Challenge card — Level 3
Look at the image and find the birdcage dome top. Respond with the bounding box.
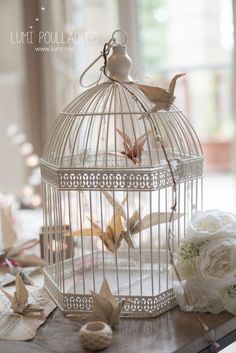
[42,30,203,171]
[42,80,203,170]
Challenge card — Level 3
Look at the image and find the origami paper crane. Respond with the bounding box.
[91,278,126,326]
[0,206,44,269]
[2,258,35,286]
[137,73,186,112]
[115,128,151,165]
[67,191,184,252]
[0,272,43,316]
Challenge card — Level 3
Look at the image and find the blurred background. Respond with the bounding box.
[0,0,236,211]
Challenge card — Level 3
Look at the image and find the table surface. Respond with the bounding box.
[1,305,236,353]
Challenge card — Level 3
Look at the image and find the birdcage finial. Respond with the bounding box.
[106,39,133,82]
[79,30,133,87]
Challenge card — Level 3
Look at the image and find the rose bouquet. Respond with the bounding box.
[174,209,236,315]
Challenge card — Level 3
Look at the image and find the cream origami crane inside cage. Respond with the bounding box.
[40,31,203,317]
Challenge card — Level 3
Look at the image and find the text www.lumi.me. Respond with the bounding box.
[35,46,74,52]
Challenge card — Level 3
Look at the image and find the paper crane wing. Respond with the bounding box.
[133,130,152,157]
[64,219,102,237]
[110,214,124,240]
[1,206,17,249]
[92,291,116,325]
[5,258,34,285]
[121,195,127,206]
[102,191,126,220]
[116,128,133,150]
[15,272,28,306]
[131,212,185,234]
[89,220,103,236]
[0,273,16,287]
[5,239,39,259]
[102,213,124,252]
[99,278,117,307]
[0,286,14,304]
[137,84,169,103]
[128,211,140,233]
[13,254,44,267]
[19,270,34,286]
[108,151,131,159]
[91,278,120,326]
[104,213,125,251]
[121,231,136,249]
[102,226,116,252]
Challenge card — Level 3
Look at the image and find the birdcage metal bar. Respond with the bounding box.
[68,191,76,293]
[94,114,102,168]
[83,86,111,168]
[79,191,86,294]
[58,109,184,117]
[99,191,105,279]
[162,110,188,157]
[175,107,203,155]
[126,191,131,295]
[173,111,194,157]
[177,183,181,244]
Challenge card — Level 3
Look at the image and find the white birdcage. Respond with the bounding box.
[40,31,203,317]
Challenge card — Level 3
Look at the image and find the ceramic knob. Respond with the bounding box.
[79,321,113,351]
[107,45,133,82]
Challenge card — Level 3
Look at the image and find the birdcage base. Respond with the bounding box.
[43,250,177,318]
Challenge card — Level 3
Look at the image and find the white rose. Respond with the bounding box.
[174,279,224,314]
[197,238,236,287]
[175,259,197,280]
[187,209,236,241]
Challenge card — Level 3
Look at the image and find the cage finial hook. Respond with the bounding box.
[111,30,127,46]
